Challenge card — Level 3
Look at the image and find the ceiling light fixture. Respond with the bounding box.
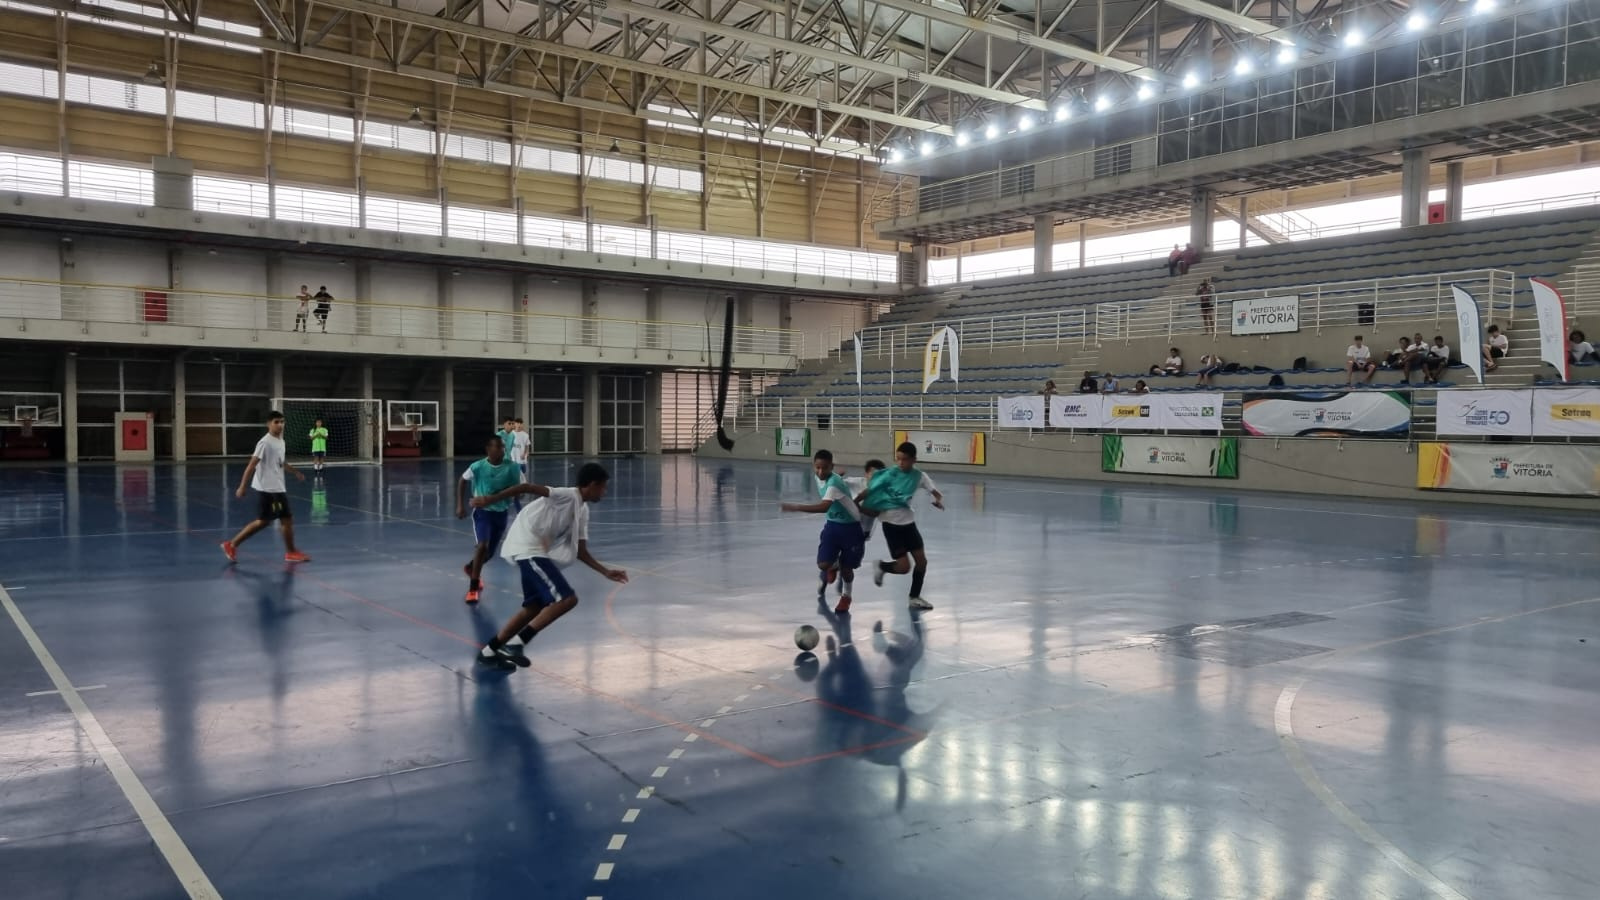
[1094,95,1111,112]
[1053,105,1072,123]
[1018,114,1035,131]
[984,123,1000,140]
[1182,72,1199,89]
[955,131,970,147]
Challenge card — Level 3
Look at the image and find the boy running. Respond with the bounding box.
[838,458,886,604]
[455,434,523,604]
[222,410,310,563]
[308,418,329,473]
[780,449,866,615]
[471,462,628,671]
[864,442,943,610]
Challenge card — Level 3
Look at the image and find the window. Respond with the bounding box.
[194,175,269,217]
[65,72,166,114]
[182,360,270,457]
[0,61,58,99]
[365,194,442,236]
[175,90,265,128]
[279,107,356,142]
[68,160,152,205]
[273,184,359,228]
[524,214,588,251]
[519,143,582,176]
[448,205,519,244]
[442,133,512,166]
[0,151,64,196]
[599,373,646,453]
[74,358,176,460]
[530,372,583,454]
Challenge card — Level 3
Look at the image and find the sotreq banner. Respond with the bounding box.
[1102,435,1239,478]
[1241,391,1411,437]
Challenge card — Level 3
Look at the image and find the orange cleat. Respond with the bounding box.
[220,541,237,563]
[284,551,311,563]
[464,589,481,604]
[834,595,852,615]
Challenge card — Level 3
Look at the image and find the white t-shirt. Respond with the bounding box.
[876,472,937,526]
[844,475,877,536]
[1165,355,1182,370]
[251,434,287,493]
[1488,333,1508,352]
[509,430,530,463]
[1406,340,1424,353]
[500,487,589,566]
[1347,344,1371,363]
[1100,377,1119,394]
[1428,343,1450,361]
[816,476,863,522]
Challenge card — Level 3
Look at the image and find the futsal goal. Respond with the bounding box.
[0,392,62,460]
[272,398,382,465]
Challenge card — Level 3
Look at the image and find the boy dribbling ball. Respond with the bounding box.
[222,410,310,564]
[780,449,866,615]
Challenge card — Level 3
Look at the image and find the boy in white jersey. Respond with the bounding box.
[508,417,531,509]
[222,410,310,563]
[471,462,628,670]
[863,442,943,610]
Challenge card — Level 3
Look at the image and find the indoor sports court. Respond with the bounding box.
[4,455,1597,900]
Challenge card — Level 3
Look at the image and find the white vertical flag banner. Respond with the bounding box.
[1451,285,1485,385]
[922,326,959,392]
[1530,277,1571,383]
[853,332,863,386]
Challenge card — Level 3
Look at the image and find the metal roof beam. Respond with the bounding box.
[1160,0,1296,45]
[867,0,1156,79]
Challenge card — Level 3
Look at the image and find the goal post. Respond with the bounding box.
[272,397,382,465]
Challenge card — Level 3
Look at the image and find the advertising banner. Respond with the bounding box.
[1230,295,1301,335]
[1102,435,1239,478]
[894,430,986,465]
[1434,390,1534,437]
[1049,394,1103,429]
[1532,387,1600,438]
[921,326,960,392]
[1102,399,1158,430]
[1155,393,1225,431]
[1241,391,1411,436]
[1452,285,1485,385]
[997,395,1045,429]
[1530,278,1571,383]
[1417,442,1600,496]
[775,427,811,456]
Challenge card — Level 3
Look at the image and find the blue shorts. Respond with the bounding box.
[471,508,509,547]
[518,557,575,609]
[818,519,866,570]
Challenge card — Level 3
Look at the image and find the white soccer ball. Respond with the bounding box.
[794,624,820,652]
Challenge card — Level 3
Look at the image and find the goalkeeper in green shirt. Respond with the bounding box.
[309,419,330,473]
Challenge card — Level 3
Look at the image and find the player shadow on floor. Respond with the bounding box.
[810,604,935,811]
[223,565,299,705]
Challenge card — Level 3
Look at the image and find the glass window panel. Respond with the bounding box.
[186,395,222,424]
[77,360,122,391]
[1465,59,1514,103]
[76,393,122,423]
[1376,43,1419,85]
[1514,48,1564,94]
[1417,69,1464,111]
[1335,53,1376,93]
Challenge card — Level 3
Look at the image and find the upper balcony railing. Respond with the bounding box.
[0,278,802,360]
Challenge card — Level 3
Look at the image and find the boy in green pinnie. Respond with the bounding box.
[455,434,523,604]
[780,449,865,615]
[863,441,943,611]
[308,418,329,473]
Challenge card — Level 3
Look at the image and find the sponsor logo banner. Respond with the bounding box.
[894,430,986,465]
[1532,387,1600,438]
[921,326,960,392]
[775,427,811,456]
[1230,295,1301,335]
[997,395,1045,429]
[1417,442,1600,496]
[1156,393,1224,431]
[1103,401,1156,429]
[1531,278,1571,383]
[1048,394,1103,429]
[1241,391,1411,437]
[1434,390,1533,437]
[1102,435,1239,478]
[1452,285,1485,385]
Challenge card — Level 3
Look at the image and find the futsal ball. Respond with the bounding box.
[794,624,820,652]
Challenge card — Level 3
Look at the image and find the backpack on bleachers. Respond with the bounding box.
[1292,356,1308,371]
[1268,374,1285,387]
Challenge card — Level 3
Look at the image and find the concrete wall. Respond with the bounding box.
[698,426,1596,512]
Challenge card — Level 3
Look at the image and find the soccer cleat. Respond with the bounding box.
[220,541,237,563]
[476,651,518,672]
[908,596,934,610]
[464,589,481,604]
[284,551,311,563]
[502,644,531,667]
[872,563,886,588]
[834,594,852,615]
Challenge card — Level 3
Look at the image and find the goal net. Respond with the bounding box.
[272,398,382,465]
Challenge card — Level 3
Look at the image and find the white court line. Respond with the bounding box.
[0,584,221,899]
[26,683,106,697]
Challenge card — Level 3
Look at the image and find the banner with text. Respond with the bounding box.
[775,427,811,456]
[1452,285,1485,385]
[1533,387,1600,437]
[1048,394,1104,430]
[1241,391,1411,436]
[997,395,1046,429]
[1230,295,1301,335]
[1531,278,1571,383]
[1156,393,1226,431]
[894,430,986,465]
[1417,442,1600,495]
[1434,390,1534,437]
[1102,435,1240,478]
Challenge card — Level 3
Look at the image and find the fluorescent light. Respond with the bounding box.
[1053,105,1071,123]
[1473,0,1496,14]
[1017,114,1035,131]
[1343,28,1364,48]
[955,131,970,147]
[1094,95,1111,112]
[1182,72,1199,89]
[984,123,1000,140]
[888,148,903,163]
[1406,11,1428,31]
[1276,45,1298,65]
[1234,57,1255,76]
[1136,84,1153,101]
[919,140,934,157]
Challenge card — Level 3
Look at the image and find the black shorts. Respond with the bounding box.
[257,491,291,521]
[314,305,330,320]
[881,522,924,559]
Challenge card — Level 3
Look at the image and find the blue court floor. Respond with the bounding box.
[2,455,1598,900]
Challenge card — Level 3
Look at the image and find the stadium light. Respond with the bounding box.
[1343,28,1365,48]
[919,140,935,157]
[1406,11,1429,31]
[1094,95,1111,112]
[1136,84,1153,101]
[888,148,904,164]
[1234,57,1255,76]
[1473,0,1496,14]
[1275,45,1298,65]
[955,131,970,147]
[1053,105,1072,123]
[984,123,1000,140]
[1018,114,1035,131]
[1182,71,1199,89]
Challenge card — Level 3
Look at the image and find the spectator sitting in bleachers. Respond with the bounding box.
[1572,330,1596,364]
[1149,348,1183,376]
[1040,379,1058,399]
[1482,324,1508,372]
[1077,371,1099,394]
[1132,380,1150,395]
[1100,372,1120,394]
[1383,337,1410,371]
[1423,336,1451,384]
[1196,353,1225,387]
[1346,335,1376,385]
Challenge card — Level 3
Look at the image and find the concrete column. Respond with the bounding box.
[1400,147,1430,228]
[735,291,755,328]
[360,362,375,460]
[910,242,929,287]
[151,155,193,210]
[512,275,529,344]
[1078,222,1087,268]
[265,252,287,332]
[581,279,600,345]
[1238,197,1248,248]
[582,366,600,456]
[1189,188,1215,251]
[270,358,284,406]
[513,365,529,427]
[436,268,453,343]
[441,364,456,459]
[643,370,662,454]
[63,354,78,464]
[1445,162,1465,223]
[1033,214,1054,275]
[354,261,372,335]
[173,353,187,462]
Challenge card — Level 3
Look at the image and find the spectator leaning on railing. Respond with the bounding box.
[1077,371,1099,394]
[1100,372,1120,394]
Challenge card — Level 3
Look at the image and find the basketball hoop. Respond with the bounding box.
[19,417,33,439]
